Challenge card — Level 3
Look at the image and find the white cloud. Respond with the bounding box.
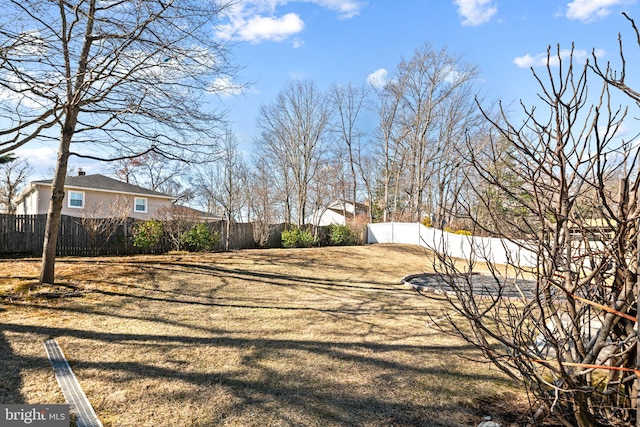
[453,0,497,26]
[288,71,307,80]
[217,0,365,44]
[14,146,57,179]
[565,0,636,22]
[513,48,605,68]
[0,72,59,111]
[513,54,536,68]
[238,13,305,43]
[311,0,366,19]
[13,30,48,57]
[209,76,244,97]
[367,68,388,88]
[14,146,107,180]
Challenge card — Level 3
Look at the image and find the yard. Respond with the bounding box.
[0,244,527,426]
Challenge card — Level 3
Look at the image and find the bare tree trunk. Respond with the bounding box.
[393,165,403,220]
[0,1,236,283]
[383,170,389,222]
[350,163,357,217]
[40,0,95,283]
[574,396,597,427]
[40,129,73,284]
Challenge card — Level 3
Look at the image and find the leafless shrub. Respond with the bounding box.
[420,43,640,427]
[78,196,132,255]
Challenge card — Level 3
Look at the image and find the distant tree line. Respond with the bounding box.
[64,44,490,235]
[0,40,560,242]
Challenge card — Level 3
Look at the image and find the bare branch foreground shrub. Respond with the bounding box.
[417,42,640,426]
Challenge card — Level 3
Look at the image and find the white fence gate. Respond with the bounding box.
[367,222,537,267]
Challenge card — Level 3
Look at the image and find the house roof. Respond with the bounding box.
[327,207,358,219]
[328,200,369,212]
[174,205,223,221]
[31,174,173,199]
[306,199,370,225]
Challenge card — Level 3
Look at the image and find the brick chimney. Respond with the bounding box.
[78,168,86,176]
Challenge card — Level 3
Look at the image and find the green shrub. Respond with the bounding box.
[281,227,315,248]
[182,223,220,252]
[328,224,360,246]
[132,219,163,248]
[421,216,432,227]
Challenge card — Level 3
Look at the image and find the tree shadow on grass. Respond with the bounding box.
[0,321,519,426]
[44,259,421,327]
[0,252,525,425]
[3,272,425,346]
[58,257,401,291]
[0,306,25,404]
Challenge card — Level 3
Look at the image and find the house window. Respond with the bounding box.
[134,197,147,213]
[68,191,84,208]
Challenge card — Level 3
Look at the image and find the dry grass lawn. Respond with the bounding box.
[0,244,527,426]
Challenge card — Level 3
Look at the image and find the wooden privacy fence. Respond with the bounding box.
[0,214,335,257]
[0,214,47,255]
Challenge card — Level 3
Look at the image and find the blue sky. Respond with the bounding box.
[18,0,640,178]
[218,0,640,144]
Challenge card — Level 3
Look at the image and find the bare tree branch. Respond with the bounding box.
[420,42,640,426]
[0,0,239,283]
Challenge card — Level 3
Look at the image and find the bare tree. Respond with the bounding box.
[193,164,220,220]
[78,195,131,255]
[256,147,294,225]
[155,205,199,252]
[355,150,378,222]
[0,155,30,213]
[372,44,480,223]
[112,152,193,202]
[218,131,247,250]
[194,129,247,250]
[329,83,369,212]
[307,159,348,226]
[422,45,640,426]
[372,79,404,222]
[0,0,236,283]
[427,85,485,228]
[255,80,331,226]
[247,160,279,247]
[591,12,640,105]
[399,44,480,222]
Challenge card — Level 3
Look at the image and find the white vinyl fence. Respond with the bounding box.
[367,222,537,268]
